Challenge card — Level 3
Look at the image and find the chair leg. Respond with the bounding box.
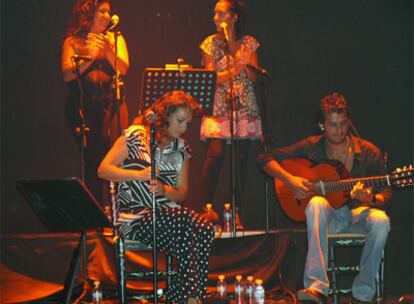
[375,250,385,303]
[166,255,173,304]
[115,234,127,304]
[329,243,339,304]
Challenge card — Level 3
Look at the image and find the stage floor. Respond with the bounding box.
[1,229,412,303]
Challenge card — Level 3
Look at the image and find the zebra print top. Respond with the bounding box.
[117,125,192,213]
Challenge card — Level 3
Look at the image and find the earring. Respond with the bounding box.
[319,124,324,132]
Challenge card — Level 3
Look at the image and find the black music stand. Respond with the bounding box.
[16,177,112,304]
[141,67,216,115]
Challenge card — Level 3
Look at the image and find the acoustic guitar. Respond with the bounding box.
[274,158,413,221]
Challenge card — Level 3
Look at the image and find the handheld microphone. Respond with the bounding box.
[107,15,120,32]
[220,22,230,42]
[247,64,270,77]
[145,110,156,123]
[72,54,92,61]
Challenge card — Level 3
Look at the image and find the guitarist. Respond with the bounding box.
[257,92,391,304]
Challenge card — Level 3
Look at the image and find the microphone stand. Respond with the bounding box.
[149,120,159,303]
[70,56,91,304]
[223,37,239,238]
[112,28,124,136]
[73,57,90,183]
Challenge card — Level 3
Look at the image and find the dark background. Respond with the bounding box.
[1,0,413,296]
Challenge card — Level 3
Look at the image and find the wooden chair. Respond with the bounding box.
[110,182,175,304]
[328,233,384,304]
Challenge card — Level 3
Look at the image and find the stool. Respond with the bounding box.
[328,233,384,304]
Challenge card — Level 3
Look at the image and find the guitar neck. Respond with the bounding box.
[318,175,390,194]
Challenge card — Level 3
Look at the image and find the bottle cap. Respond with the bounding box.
[236,275,242,281]
[218,274,225,280]
[255,279,263,285]
[224,203,231,209]
[247,275,254,281]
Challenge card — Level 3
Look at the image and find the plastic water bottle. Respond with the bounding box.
[254,279,265,304]
[203,203,222,237]
[216,274,227,298]
[223,203,232,233]
[245,275,255,303]
[234,275,244,303]
[92,280,103,304]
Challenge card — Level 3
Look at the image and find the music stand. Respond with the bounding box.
[140,67,216,115]
[16,177,112,304]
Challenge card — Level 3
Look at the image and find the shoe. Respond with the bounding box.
[188,297,201,304]
[350,296,375,304]
[297,288,327,303]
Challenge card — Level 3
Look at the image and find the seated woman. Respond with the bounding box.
[98,90,214,304]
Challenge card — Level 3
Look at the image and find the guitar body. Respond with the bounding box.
[274,158,350,222]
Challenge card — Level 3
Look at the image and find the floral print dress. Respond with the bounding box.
[200,34,262,141]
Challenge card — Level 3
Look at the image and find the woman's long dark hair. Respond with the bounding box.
[65,0,111,38]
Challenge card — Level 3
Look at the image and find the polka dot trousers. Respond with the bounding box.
[121,206,215,303]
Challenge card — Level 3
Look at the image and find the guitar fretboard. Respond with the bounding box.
[318,175,390,194]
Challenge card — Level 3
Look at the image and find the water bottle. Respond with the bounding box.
[235,207,244,231]
[203,203,222,237]
[92,280,103,304]
[216,274,227,298]
[245,275,255,303]
[254,279,265,304]
[234,275,244,303]
[223,203,232,233]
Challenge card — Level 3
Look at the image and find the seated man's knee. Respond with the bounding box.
[367,209,391,233]
[306,196,330,212]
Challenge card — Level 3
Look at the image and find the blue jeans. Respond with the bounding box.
[303,196,390,301]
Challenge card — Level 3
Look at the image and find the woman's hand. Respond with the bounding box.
[86,33,108,59]
[235,49,253,66]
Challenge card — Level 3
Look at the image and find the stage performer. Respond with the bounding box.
[98,90,214,304]
[61,0,129,204]
[257,92,391,304]
[200,0,262,206]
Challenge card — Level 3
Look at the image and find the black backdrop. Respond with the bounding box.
[1,1,412,236]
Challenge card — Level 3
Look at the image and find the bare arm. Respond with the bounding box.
[61,36,94,82]
[263,160,313,199]
[202,51,243,84]
[102,32,130,75]
[61,32,129,82]
[98,134,189,202]
[244,50,258,82]
[162,159,190,203]
[97,135,151,182]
